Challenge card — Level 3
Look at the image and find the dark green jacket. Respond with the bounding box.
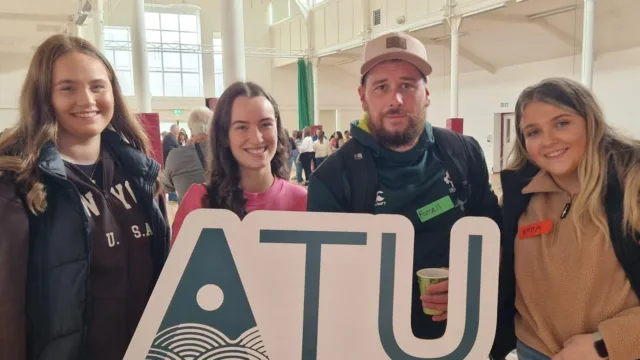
[308,119,501,340]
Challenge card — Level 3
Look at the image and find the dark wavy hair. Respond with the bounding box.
[204,81,289,218]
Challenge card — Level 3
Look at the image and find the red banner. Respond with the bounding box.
[137,113,163,167]
[446,118,464,134]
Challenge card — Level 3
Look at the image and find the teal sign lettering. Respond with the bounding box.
[125,210,500,360]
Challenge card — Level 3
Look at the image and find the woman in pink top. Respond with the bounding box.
[172,82,307,246]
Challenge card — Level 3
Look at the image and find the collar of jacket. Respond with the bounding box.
[38,130,158,180]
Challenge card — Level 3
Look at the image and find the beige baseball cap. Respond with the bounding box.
[361,32,432,78]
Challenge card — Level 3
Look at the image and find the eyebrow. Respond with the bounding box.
[370,76,420,86]
[232,117,274,124]
[54,78,108,86]
[521,113,572,130]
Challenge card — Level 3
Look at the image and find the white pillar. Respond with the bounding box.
[311,58,320,126]
[220,0,246,87]
[132,0,151,112]
[361,0,371,41]
[448,14,462,118]
[581,0,595,88]
[335,109,340,134]
[92,0,104,52]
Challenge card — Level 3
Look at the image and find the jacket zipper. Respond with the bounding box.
[553,193,574,243]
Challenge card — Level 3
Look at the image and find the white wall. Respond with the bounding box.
[426,46,640,172]
[0,52,30,131]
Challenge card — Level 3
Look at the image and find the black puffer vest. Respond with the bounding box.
[25,130,169,360]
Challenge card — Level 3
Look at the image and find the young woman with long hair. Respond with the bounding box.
[171,82,307,245]
[492,78,640,360]
[0,35,169,360]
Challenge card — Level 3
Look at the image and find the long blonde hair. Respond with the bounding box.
[0,34,154,214]
[508,77,640,241]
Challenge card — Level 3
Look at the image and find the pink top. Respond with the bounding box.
[171,177,307,246]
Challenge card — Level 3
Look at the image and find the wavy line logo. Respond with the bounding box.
[147,324,268,360]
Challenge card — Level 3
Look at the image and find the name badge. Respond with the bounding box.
[518,219,552,240]
[417,196,454,223]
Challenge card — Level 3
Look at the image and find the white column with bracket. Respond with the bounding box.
[92,0,104,52]
[445,1,462,118]
[221,0,247,87]
[132,0,151,112]
[581,0,596,88]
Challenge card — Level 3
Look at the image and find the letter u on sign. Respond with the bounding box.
[125,211,500,360]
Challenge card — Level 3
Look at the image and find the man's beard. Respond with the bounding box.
[367,106,426,149]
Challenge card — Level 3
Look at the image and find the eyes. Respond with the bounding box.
[59,84,107,93]
[373,82,417,92]
[524,119,571,138]
[232,120,275,132]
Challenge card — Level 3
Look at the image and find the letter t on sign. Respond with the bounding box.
[260,230,367,360]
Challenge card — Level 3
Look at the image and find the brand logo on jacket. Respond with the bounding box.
[375,191,386,207]
[125,211,501,360]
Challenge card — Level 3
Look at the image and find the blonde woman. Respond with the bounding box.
[492,77,640,360]
[0,35,169,359]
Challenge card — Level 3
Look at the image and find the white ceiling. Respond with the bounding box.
[322,0,640,77]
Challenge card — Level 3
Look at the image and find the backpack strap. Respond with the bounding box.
[432,127,481,215]
[338,139,377,213]
[604,169,640,299]
[194,143,206,169]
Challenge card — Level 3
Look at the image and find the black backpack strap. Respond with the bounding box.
[432,127,479,215]
[604,169,640,299]
[194,143,206,169]
[338,139,377,213]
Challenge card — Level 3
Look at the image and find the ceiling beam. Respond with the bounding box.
[425,38,497,74]
[0,13,71,22]
[533,19,582,52]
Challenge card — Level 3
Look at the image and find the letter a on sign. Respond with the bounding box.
[125,210,500,359]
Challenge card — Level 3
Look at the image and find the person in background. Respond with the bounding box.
[334,131,345,150]
[313,130,331,168]
[161,131,168,140]
[328,133,336,152]
[493,77,640,360]
[307,31,501,344]
[344,130,351,141]
[295,130,304,183]
[178,131,187,146]
[163,124,180,163]
[0,34,169,360]
[163,106,213,203]
[286,129,299,179]
[298,126,315,185]
[171,82,307,245]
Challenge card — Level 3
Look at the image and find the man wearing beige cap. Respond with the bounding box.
[308,32,501,345]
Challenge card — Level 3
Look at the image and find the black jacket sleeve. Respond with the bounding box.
[0,179,29,360]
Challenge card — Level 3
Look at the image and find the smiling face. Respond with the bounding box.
[51,51,114,141]
[520,101,587,180]
[228,96,278,172]
[358,60,429,149]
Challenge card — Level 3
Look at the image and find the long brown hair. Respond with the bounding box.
[509,77,640,241]
[0,34,153,214]
[205,81,288,218]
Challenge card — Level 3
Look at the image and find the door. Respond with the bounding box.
[502,113,516,168]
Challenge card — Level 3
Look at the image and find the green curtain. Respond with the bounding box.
[297,58,314,130]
